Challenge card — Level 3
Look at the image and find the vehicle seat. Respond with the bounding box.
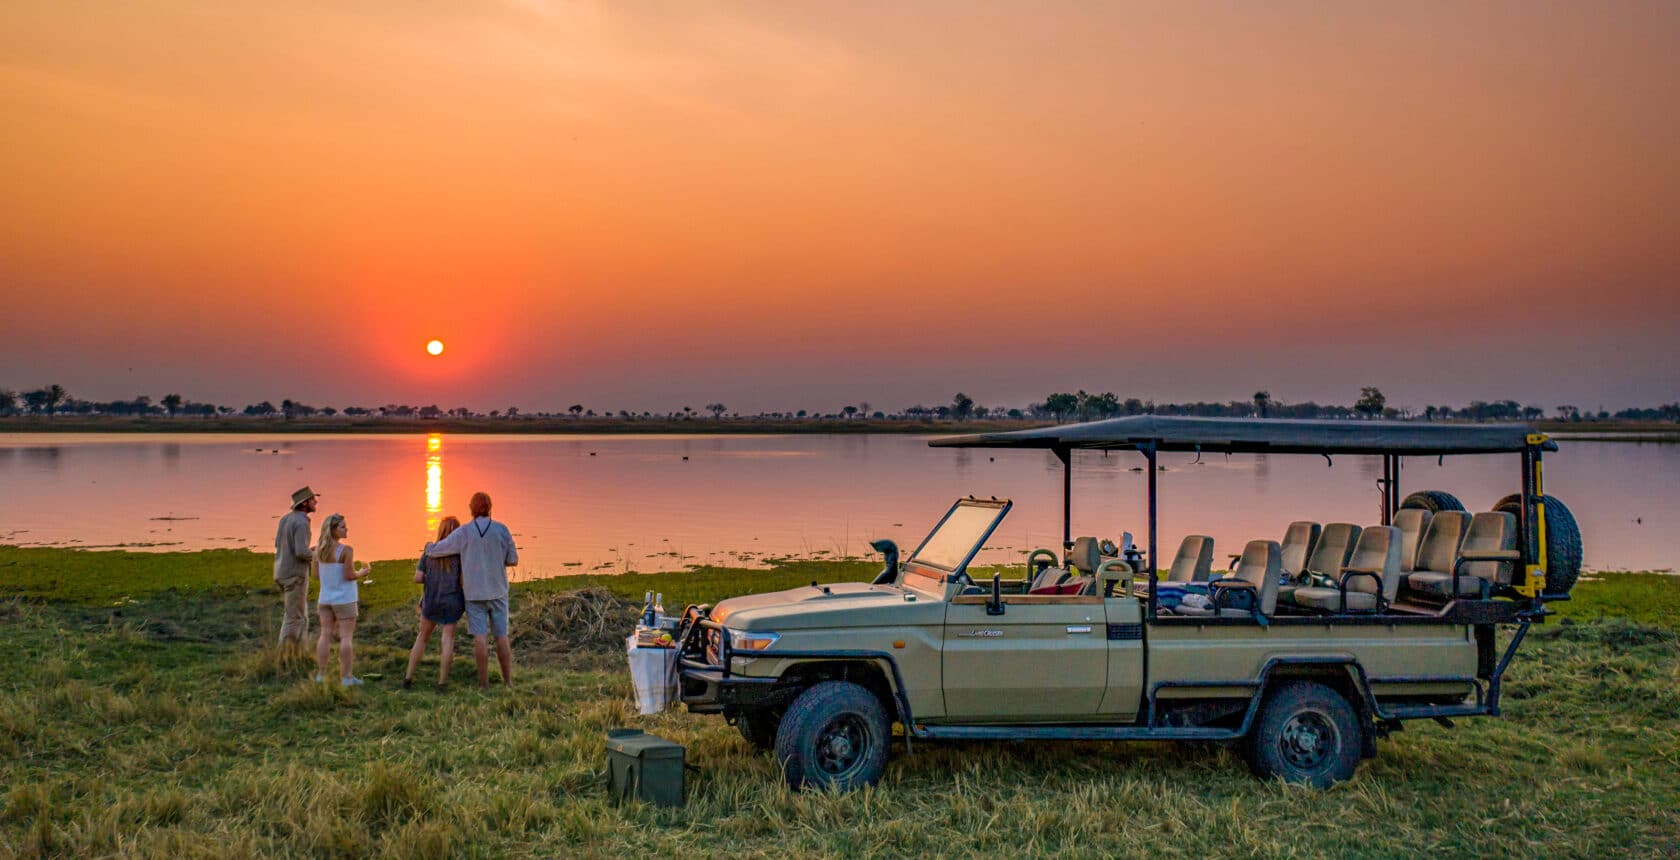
[1166,535,1214,582]
[1028,537,1101,594]
[1066,537,1102,575]
[1279,521,1321,578]
[1401,511,1471,596]
[1279,523,1359,604]
[1393,508,1433,572]
[1180,540,1282,620]
[1290,525,1401,613]
[1406,512,1515,599]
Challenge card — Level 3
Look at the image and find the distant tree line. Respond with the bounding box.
[1,383,1676,425]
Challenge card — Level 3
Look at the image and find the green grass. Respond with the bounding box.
[2,547,1678,857]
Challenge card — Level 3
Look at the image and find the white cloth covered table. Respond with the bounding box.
[626,635,680,715]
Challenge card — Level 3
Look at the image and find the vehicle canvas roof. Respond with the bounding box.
[929,415,1554,456]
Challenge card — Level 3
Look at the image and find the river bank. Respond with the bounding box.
[2,546,1677,856]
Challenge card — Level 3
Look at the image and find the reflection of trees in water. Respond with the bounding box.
[22,447,61,469]
[161,443,181,471]
[1357,454,1381,483]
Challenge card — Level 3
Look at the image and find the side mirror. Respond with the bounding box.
[986,572,1005,615]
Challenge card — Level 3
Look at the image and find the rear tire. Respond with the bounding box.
[1243,681,1363,788]
[1492,494,1583,596]
[1400,490,1466,514]
[774,681,891,791]
[736,708,782,753]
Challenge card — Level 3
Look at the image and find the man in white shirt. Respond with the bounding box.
[426,491,519,690]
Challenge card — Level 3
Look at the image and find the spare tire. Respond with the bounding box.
[1400,490,1466,513]
[1492,494,1583,597]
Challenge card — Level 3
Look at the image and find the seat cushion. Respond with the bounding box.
[1405,571,1486,598]
[1291,587,1380,612]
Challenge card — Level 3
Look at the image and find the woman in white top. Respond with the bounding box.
[313,513,371,686]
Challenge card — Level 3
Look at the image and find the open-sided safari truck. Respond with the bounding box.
[674,416,1581,790]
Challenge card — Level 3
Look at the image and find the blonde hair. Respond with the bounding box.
[315,513,348,563]
[436,516,460,542]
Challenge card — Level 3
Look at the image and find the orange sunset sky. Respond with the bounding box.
[2,1,1677,413]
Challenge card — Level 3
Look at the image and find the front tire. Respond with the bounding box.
[1243,681,1363,788]
[774,681,891,791]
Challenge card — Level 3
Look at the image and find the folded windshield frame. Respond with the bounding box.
[907,497,1012,579]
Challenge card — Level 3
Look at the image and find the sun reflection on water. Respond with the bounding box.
[425,434,442,537]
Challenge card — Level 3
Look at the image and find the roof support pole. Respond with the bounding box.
[1381,455,1393,525]
[1384,456,1397,517]
[1054,446,1072,557]
[1143,442,1158,620]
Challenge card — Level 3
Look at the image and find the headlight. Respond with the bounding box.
[730,631,780,652]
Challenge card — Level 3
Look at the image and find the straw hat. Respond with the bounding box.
[290,486,320,508]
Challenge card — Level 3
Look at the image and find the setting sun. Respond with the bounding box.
[426,340,444,356]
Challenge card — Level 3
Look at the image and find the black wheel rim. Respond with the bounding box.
[814,714,871,778]
[1279,709,1338,772]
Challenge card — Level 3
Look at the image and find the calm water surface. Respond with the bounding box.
[0,433,1672,576]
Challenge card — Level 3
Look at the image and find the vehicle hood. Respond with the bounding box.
[710,582,930,631]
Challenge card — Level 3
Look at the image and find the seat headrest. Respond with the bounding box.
[1168,535,1214,582]
[1067,536,1102,574]
[1393,508,1432,532]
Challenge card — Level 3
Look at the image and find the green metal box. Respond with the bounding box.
[605,728,686,808]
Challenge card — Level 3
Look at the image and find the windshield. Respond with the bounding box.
[909,499,1010,572]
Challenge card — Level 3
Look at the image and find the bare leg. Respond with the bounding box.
[406,618,436,683]
[438,624,456,686]
[474,635,490,690]
[494,635,513,689]
[315,608,333,679]
[338,618,356,680]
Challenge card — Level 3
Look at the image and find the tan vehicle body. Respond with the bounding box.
[678,418,1572,790]
[691,577,1477,725]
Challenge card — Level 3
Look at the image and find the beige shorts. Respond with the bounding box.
[318,602,359,621]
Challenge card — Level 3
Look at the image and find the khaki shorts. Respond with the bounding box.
[318,602,359,621]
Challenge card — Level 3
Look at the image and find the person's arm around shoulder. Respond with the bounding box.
[426,527,467,558]
[501,522,519,567]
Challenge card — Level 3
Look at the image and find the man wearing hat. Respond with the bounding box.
[274,486,319,652]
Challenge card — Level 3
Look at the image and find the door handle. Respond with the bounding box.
[1066,625,1092,634]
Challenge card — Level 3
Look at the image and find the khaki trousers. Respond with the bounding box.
[277,576,310,645]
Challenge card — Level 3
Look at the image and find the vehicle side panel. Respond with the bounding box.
[1097,597,1145,717]
[941,596,1107,721]
[1146,621,1478,700]
[746,618,948,718]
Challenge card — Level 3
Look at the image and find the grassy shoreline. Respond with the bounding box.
[3,546,1678,857]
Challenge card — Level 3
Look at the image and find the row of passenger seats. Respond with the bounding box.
[1160,508,1518,618]
[1272,510,1518,611]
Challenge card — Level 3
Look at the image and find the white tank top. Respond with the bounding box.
[316,547,357,606]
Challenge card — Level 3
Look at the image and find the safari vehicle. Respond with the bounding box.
[674,416,1581,790]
